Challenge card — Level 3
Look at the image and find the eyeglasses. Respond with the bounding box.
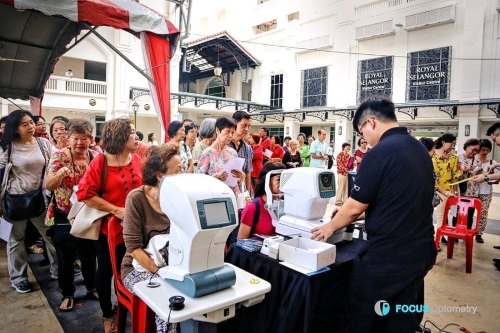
[35,123,47,127]
[467,147,478,153]
[360,141,367,144]
[480,148,491,152]
[358,118,375,135]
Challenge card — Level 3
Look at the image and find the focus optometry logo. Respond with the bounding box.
[374,300,390,316]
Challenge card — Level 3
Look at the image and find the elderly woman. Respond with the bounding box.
[0,110,57,294]
[237,162,286,239]
[45,119,98,311]
[197,117,245,195]
[33,115,49,139]
[50,117,69,152]
[192,118,216,167]
[122,145,182,333]
[76,118,142,333]
[432,133,462,246]
[476,139,496,243]
[354,137,369,172]
[336,142,354,206]
[269,135,285,163]
[165,120,193,173]
[282,139,302,169]
[249,133,263,186]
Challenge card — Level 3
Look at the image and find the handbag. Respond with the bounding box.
[432,189,442,208]
[0,144,13,200]
[3,138,47,221]
[236,182,251,210]
[346,156,355,170]
[68,154,109,240]
[459,157,474,194]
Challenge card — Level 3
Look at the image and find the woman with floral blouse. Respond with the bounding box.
[197,117,245,196]
[336,142,354,206]
[432,133,462,248]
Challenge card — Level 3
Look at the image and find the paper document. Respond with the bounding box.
[0,217,13,242]
[223,157,245,187]
[263,149,273,159]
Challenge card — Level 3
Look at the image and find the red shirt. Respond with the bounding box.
[260,137,271,155]
[270,145,285,159]
[240,196,275,236]
[336,151,353,176]
[76,153,143,234]
[251,144,263,178]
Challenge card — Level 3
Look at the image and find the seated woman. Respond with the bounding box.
[121,145,182,333]
[237,162,286,239]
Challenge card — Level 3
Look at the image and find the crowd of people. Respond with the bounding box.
[2,105,499,333]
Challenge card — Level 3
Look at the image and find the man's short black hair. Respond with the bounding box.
[486,123,500,136]
[136,131,144,141]
[352,99,397,134]
[232,111,251,123]
[260,127,269,136]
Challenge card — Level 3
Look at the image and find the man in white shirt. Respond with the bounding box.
[65,69,73,78]
[326,141,335,169]
[309,129,329,168]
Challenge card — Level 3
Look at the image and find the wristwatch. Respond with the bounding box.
[484,174,490,182]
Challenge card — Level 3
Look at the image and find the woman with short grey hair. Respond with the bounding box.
[192,118,216,166]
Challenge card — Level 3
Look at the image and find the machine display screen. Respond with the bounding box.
[204,202,230,226]
[318,172,335,198]
[197,198,236,230]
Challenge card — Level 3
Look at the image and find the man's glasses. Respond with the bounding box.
[358,118,375,135]
[35,123,47,127]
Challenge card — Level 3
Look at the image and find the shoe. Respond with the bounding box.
[476,235,484,243]
[493,245,500,250]
[441,236,448,244]
[494,262,500,270]
[28,245,44,254]
[455,238,459,244]
[74,263,81,276]
[50,269,58,280]
[103,316,117,333]
[12,280,32,293]
[492,258,500,263]
[85,289,99,301]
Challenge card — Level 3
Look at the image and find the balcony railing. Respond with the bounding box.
[46,76,107,95]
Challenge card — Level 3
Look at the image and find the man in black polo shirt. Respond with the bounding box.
[311,99,437,333]
[229,111,253,191]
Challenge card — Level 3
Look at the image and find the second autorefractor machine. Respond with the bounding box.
[265,167,345,244]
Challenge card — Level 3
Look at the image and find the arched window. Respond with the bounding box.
[204,77,226,98]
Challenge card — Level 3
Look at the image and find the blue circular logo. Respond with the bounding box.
[374,300,390,316]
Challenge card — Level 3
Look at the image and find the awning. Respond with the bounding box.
[181,31,260,84]
[0,0,179,138]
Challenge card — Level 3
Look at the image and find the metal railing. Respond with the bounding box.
[45,76,107,95]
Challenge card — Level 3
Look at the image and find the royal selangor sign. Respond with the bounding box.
[357,56,393,103]
[406,46,451,101]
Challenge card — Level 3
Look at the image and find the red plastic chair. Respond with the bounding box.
[107,216,156,333]
[434,197,482,273]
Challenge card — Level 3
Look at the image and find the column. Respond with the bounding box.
[334,118,353,156]
[457,106,480,153]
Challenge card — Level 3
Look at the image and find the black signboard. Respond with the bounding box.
[357,56,393,103]
[406,46,451,101]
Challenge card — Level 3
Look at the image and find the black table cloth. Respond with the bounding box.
[221,239,366,333]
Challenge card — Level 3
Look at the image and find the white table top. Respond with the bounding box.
[134,263,271,323]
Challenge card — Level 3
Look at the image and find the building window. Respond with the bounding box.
[301,67,327,108]
[406,46,451,101]
[204,78,226,98]
[271,74,283,109]
[269,127,284,141]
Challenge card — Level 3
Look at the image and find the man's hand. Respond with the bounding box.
[311,223,336,242]
[472,174,486,183]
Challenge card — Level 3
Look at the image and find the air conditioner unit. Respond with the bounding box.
[405,5,455,30]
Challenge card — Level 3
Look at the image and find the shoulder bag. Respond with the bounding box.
[459,157,474,195]
[4,138,47,221]
[68,154,110,240]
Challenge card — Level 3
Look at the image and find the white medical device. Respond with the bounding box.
[157,174,238,297]
[266,168,344,244]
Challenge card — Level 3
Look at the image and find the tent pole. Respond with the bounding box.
[83,23,154,85]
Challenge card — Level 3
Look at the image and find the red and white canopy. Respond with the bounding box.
[0,0,179,136]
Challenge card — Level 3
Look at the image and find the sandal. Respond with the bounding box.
[86,289,99,301]
[28,245,44,254]
[103,316,117,333]
[59,296,74,312]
